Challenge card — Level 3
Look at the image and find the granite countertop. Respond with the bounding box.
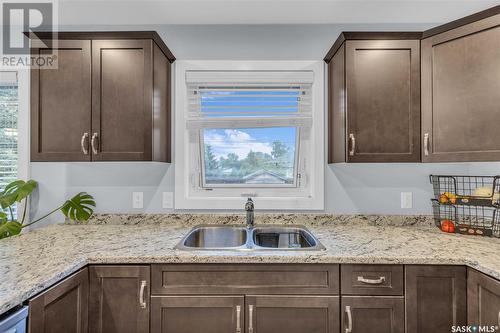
[1,214,500,315]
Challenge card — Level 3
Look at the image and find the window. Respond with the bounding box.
[0,72,18,192]
[175,61,324,210]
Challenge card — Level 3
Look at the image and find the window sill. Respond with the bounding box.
[174,195,324,210]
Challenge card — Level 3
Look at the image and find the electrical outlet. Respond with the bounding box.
[401,192,413,209]
[132,192,143,209]
[162,192,174,209]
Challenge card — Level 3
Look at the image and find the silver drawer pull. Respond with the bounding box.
[81,132,89,155]
[236,305,241,333]
[248,305,254,333]
[349,133,356,156]
[357,276,386,285]
[139,280,147,309]
[345,306,352,333]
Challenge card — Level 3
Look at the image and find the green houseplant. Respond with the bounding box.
[0,179,95,239]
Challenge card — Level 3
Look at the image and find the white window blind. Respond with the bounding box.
[0,72,19,192]
[186,71,313,129]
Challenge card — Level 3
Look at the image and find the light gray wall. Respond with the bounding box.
[30,159,500,226]
[28,23,500,225]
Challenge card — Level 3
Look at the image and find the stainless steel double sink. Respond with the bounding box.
[175,224,325,251]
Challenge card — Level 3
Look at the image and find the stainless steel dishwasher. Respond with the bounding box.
[0,306,28,333]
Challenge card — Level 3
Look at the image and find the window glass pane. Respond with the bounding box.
[202,127,297,186]
[0,82,18,193]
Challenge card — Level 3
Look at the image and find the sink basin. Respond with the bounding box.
[175,224,325,251]
[253,226,324,250]
[178,226,247,250]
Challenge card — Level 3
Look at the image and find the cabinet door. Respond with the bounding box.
[341,296,404,333]
[421,15,500,162]
[406,265,467,333]
[91,40,153,161]
[28,268,88,333]
[345,40,420,162]
[246,295,339,333]
[89,265,150,333]
[151,296,244,333]
[468,268,500,327]
[31,40,91,161]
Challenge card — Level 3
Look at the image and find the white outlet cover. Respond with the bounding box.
[162,192,174,209]
[401,192,413,209]
[132,192,144,209]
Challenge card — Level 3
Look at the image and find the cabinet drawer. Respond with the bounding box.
[341,265,404,295]
[151,264,339,295]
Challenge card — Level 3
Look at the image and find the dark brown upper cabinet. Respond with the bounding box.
[467,268,500,328]
[405,265,467,333]
[30,40,92,162]
[421,8,500,162]
[28,267,88,333]
[30,31,174,162]
[325,33,421,163]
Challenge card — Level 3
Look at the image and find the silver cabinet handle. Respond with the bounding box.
[91,132,99,155]
[424,133,430,156]
[139,280,147,309]
[81,133,89,155]
[357,276,386,285]
[345,306,352,333]
[349,133,356,156]
[498,309,499,328]
[236,305,241,333]
[248,305,254,333]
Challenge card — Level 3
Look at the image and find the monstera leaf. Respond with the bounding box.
[0,180,37,209]
[0,221,22,239]
[61,192,96,221]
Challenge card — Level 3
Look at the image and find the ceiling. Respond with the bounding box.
[58,0,499,25]
[56,0,500,59]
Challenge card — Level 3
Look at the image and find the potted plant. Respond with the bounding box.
[0,179,95,239]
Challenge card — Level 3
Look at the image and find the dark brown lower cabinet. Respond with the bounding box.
[246,295,339,333]
[28,267,88,333]
[406,265,467,333]
[89,265,150,333]
[150,296,244,333]
[467,268,500,327]
[341,296,404,333]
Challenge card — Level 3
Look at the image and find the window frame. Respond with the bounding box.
[174,60,324,210]
[0,69,30,218]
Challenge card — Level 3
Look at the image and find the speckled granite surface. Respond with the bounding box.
[1,214,499,315]
[86,213,435,227]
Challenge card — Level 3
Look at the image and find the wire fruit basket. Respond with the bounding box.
[430,175,500,238]
[430,175,500,207]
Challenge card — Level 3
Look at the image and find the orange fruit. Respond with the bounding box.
[441,219,455,233]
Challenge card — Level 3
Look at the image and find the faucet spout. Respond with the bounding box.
[245,198,254,228]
